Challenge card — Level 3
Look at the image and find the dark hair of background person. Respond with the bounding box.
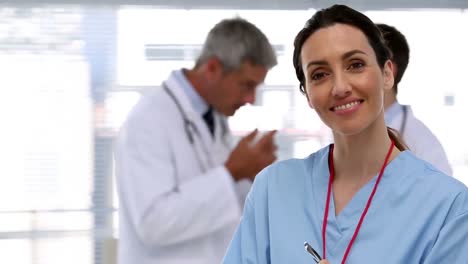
[376,23,410,95]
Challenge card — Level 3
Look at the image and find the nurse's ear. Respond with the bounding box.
[383,60,395,91]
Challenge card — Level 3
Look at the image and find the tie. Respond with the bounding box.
[202,107,215,137]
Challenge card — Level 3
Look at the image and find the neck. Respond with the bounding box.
[383,89,397,110]
[332,114,399,183]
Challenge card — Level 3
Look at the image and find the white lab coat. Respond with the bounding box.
[115,71,251,264]
[385,103,452,176]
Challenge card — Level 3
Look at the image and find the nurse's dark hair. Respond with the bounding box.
[388,127,409,151]
[292,4,407,150]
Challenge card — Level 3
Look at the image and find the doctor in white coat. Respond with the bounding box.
[115,17,278,264]
[378,23,452,175]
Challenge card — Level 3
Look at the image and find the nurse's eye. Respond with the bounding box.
[347,61,365,72]
[311,71,329,81]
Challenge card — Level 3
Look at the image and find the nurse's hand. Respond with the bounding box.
[318,260,331,264]
[225,129,277,181]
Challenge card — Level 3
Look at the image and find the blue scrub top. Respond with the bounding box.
[223,146,468,264]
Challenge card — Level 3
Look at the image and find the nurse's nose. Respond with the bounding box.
[331,72,352,98]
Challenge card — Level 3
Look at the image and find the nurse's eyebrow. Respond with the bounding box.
[306,49,368,69]
[342,49,367,60]
[306,59,328,69]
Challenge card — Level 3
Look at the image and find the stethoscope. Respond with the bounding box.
[163,82,199,144]
[162,82,229,173]
[399,104,408,136]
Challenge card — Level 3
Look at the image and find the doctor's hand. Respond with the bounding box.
[225,129,277,182]
[318,260,331,264]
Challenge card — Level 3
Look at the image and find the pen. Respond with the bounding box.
[304,242,322,263]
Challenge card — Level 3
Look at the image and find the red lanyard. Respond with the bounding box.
[322,139,395,264]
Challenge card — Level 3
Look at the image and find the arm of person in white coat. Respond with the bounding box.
[404,116,452,176]
[116,113,242,248]
[415,139,452,176]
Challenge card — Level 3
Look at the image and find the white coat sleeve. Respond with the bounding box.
[116,111,242,248]
[414,140,452,176]
[404,115,452,176]
[223,168,271,264]
[423,190,468,263]
[234,179,252,210]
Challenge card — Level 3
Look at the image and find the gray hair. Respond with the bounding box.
[196,17,277,71]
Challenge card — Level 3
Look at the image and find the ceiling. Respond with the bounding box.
[1,0,468,9]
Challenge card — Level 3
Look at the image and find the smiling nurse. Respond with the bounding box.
[223,5,468,264]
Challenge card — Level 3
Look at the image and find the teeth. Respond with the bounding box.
[334,101,360,111]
